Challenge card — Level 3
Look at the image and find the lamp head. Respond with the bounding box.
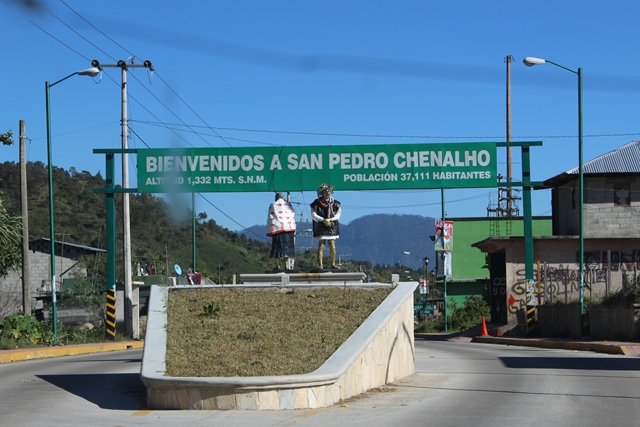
[523,57,546,67]
[403,251,410,255]
[78,67,100,77]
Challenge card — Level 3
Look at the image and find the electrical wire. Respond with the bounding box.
[12,2,630,232]
[60,0,135,60]
[42,2,116,62]
[128,72,217,148]
[155,72,233,147]
[126,120,640,141]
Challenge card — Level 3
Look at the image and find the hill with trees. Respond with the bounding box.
[0,161,437,282]
[0,161,271,282]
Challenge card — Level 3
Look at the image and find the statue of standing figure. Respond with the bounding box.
[310,183,342,270]
[266,192,297,271]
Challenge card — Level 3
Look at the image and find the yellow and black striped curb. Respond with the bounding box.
[0,341,144,364]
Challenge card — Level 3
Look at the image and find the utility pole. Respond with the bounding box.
[441,189,447,332]
[91,59,154,339]
[506,54,513,216]
[192,193,196,273]
[19,120,30,315]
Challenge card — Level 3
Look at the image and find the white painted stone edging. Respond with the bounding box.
[140,282,416,410]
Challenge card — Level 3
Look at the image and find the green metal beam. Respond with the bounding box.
[94,188,139,194]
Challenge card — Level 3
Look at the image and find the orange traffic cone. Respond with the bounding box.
[480,316,489,336]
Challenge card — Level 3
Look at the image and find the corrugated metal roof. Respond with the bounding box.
[565,140,640,175]
[35,238,106,253]
[542,140,640,187]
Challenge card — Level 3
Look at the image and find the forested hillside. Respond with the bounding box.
[0,161,437,281]
[0,161,271,282]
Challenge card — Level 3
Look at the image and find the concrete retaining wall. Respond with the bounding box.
[537,305,581,338]
[589,305,640,341]
[140,282,416,410]
[537,304,640,340]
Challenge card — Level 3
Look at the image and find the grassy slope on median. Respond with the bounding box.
[165,286,393,377]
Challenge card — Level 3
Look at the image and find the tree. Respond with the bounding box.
[0,130,13,146]
[0,192,21,277]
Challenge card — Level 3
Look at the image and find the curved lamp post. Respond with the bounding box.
[403,251,430,308]
[45,67,99,343]
[402,251,428,282]
[523,56,584,336]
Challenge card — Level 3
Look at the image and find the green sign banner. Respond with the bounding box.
[136,142,497,193]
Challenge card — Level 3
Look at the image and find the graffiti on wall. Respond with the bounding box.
[506,249,639,314]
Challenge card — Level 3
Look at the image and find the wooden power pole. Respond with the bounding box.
[20,120,31,314]
[506,54,513,216]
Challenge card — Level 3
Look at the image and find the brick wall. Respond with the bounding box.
[0,249,87,317]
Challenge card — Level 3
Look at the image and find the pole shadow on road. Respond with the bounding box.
[37,373,146,410]
[500,357,640,371]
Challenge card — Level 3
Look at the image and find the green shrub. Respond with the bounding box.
[447,296,490,331]
[415,317,445,333]
[0,313,112,348]
[0,314,51,346]
[203,300,221,316]
[598,272,640,307]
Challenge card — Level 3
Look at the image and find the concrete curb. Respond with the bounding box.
[0,341,144,364]
[472,335,630,355]
[415,332,640,356]
[140,283,417,410]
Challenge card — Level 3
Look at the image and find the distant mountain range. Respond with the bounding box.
[241,213,437,270]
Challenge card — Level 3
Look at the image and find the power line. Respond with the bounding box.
[155,72,233,147]
[127,72,218,148]
[43,1,115,62]
[60,0,134,60]
[128,120,640,141]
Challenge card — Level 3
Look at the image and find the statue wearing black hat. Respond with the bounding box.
[310,183,342,269]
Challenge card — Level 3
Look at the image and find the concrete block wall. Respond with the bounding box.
[538,305,640,340]
[0,251,52,316]
[0,250,88,317]
[556,176,640,238]
[589,305,640,341]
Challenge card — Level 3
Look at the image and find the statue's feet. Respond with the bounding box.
[331,265,339,269]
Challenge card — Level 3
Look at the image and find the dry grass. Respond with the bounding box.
[165,286,393,377]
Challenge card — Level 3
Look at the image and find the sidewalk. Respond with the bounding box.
[0,341,144,364]
[415,331,640,356]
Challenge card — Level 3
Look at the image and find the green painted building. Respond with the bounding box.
[435,216,552,308]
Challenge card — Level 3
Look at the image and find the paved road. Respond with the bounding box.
[1,341,639,426]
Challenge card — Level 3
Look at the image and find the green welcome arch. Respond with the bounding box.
[95,141,543,336]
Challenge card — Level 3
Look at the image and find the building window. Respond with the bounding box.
[614,183,631,206]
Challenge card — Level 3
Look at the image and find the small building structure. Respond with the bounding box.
[0,238,105,317]
[473,140,640,333]
[442,217,552,315]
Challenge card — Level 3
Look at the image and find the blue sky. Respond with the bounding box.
[1,1,639,239]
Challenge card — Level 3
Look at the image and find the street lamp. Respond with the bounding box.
[523,56,584,336]
[403,251,430,303]
[45,67,99,344]
[403,251,427,281]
